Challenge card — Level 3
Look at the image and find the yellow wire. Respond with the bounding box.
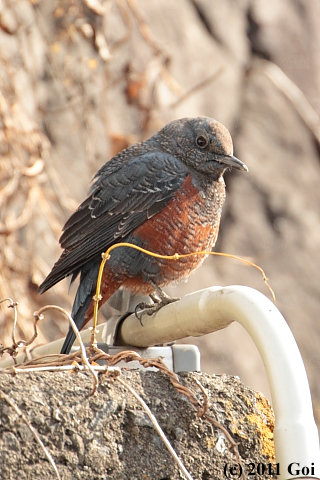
[90,242,275,347]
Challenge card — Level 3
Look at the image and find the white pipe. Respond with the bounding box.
[119,286,320,480]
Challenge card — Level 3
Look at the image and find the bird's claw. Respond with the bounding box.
[134,302,151,325]
[134,294,180,325]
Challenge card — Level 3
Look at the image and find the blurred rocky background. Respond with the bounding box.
[1,0,320,426]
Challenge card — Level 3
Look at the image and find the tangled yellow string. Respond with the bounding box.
[91,242,275,346]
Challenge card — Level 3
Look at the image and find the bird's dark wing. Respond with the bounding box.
[38,152,188,293]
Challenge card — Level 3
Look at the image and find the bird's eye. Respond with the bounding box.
[196,135,208,148]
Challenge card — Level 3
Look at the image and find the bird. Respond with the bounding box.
[38,116,248,354]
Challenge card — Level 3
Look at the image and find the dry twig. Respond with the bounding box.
[169,67,225,109]
[0,390,61,480]
[259,59,320,145]
[117,376,194,480]
[33,305,99,394]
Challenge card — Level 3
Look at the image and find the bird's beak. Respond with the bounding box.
[217,154,248,171]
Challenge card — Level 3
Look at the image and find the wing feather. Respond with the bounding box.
[38,152,187,293]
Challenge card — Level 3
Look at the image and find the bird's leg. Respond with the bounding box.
[150,281,180,305]
[149,292,161,304]
[135,280,180,323]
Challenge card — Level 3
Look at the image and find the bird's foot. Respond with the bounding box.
[135,284,180,325]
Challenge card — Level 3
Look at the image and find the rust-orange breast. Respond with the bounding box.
[131,174,226,286]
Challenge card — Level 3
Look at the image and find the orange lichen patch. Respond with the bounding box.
[206,437,216,449]
[228,416,250,439]
[247,393,275,460]
[223,400,250,439]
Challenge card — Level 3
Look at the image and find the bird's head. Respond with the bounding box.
[159,116,248,177]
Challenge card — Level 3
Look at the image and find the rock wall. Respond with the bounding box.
[0,371,275,480]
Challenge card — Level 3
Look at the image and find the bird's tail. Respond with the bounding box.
[60,259,100,354]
